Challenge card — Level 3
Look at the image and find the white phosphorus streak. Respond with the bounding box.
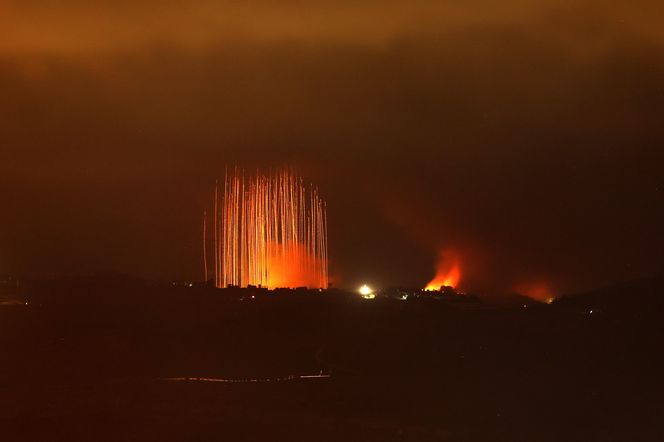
[211,169,328,289]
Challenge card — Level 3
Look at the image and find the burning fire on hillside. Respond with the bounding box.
[424,250,461,291]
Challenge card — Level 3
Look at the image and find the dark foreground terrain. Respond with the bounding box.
[1,279,662,441]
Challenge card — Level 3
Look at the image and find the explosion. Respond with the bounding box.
[424,250,461,291]
[207,169,328,289]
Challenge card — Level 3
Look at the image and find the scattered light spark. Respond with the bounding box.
[210,169,328,289]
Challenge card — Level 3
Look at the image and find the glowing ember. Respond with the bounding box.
[424,251,461,291]
[211,169,328,289]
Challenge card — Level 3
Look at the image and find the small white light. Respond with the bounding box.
[359,285,373,296]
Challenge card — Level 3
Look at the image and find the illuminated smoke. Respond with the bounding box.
[211,169,328,289]
[513,282,555,302]
[424,250,461,290]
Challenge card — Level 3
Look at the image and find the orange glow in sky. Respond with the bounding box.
[514,282,556,302]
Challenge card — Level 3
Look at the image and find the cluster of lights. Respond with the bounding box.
[358,284,376,299]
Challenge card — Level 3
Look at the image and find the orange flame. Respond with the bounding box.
[425,251,461,291]
[266,241,327,288]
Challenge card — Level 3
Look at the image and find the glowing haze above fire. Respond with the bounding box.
[2,2,663,295]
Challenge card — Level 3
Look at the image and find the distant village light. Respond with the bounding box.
[358,284,376,299]
[359,285,373,296]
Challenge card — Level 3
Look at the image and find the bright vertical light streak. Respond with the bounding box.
[212,169,328,289]
[203,210,208,282]
[214,181,219,287]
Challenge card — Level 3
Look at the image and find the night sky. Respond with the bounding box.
[1,1,663,295]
